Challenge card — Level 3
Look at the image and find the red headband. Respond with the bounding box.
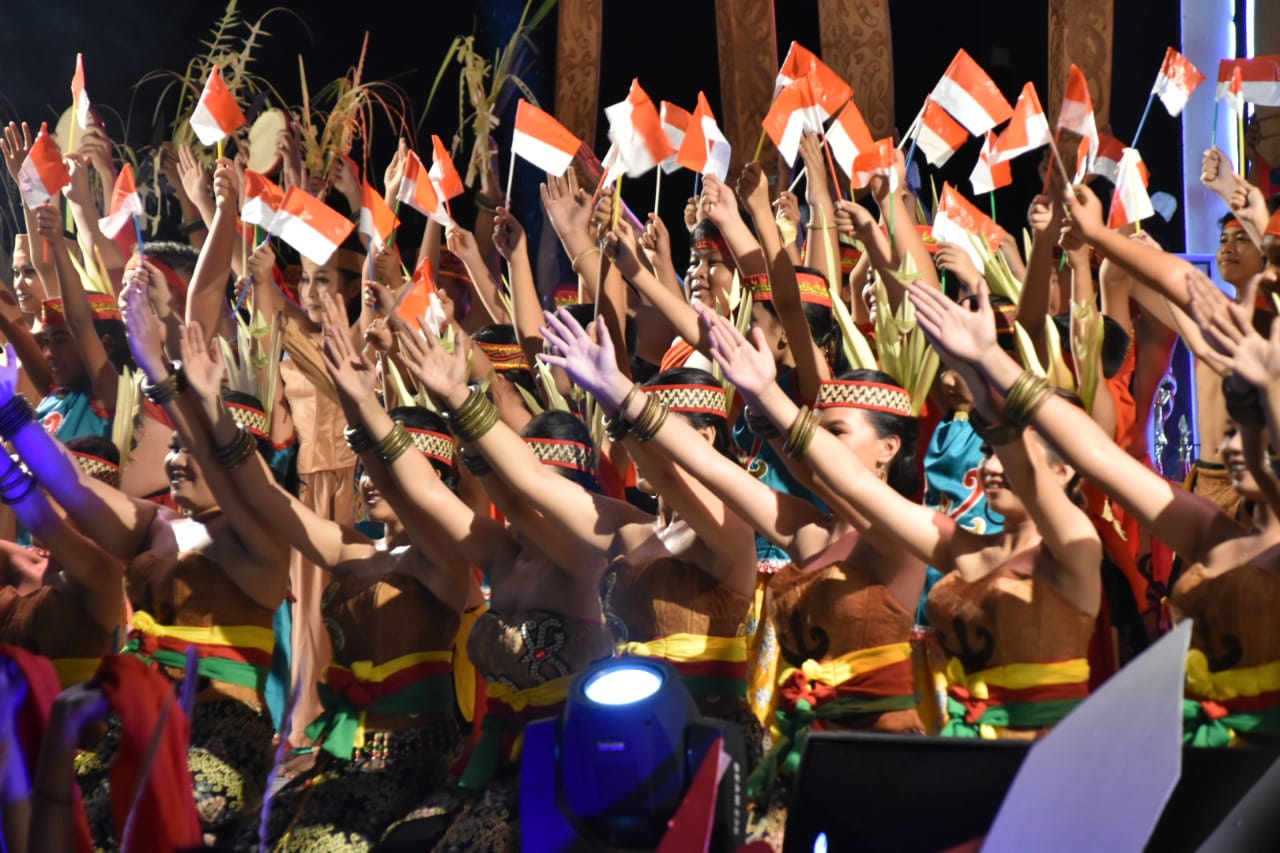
[226,402,269,438]
[746,271,832,308]
[476,341,529,371]
[125,254,188,294]
[553,284,579,307]
[524,437,596,475]
[693,237,730,257]
[815,379,913,416]
[405,427,456,466]
[39,294,122,326]
[1222,218,1243,232]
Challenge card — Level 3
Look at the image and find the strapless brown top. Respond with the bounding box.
[322,569,461,666]
[0,583,111,664]
[1171,561,1280,671]
[604,556,750,643]
[467,609,614,691]
[770,559,914,669]
[926,549,1095,673]
[126,550,276,632]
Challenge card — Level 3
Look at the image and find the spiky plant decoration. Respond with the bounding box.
[423,0,558,187]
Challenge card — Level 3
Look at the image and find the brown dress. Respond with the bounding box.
[926,549,1095,739]
[0,582,111,686]
[265,568,463,851]
[1171,561,1280,746]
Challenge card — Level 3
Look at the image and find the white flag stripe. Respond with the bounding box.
[189,101,228,147]
[932,211,984,270]
[241,197,279,233]
[511,128,576,177]
[98,195,143,239]
[932,76,1000,135]
[916,123,959,167]
[275,210,341,265]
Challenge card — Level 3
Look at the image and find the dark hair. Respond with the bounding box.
[473,324,540,403]
[836,368,920,499]
[644,367,734,460]
[754,265,838,353]
[690,219,725,251]
[1051,312,1132,378]
[389,405,459,494]
[64,434,119,465]
[986,388,1087,509]
[93,318,135,373]
[520,409,601,494]
[141,240,198,281]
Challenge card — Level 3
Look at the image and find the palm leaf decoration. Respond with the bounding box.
[873,277,939,417]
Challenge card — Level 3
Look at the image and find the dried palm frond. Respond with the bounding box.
[874,278,939,416]
[422,0,558,187]
[1070,298,1105,413]
[112,368,144,470]
[968,232,1022,303]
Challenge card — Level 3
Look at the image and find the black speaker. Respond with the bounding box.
[783,732,1280,853]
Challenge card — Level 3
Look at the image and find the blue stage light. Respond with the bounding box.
[582,664,664,705]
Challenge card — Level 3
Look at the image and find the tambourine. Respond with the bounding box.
[247,108,287,173]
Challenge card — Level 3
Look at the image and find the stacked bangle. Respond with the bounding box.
[214,427,258,469]
[344,425,375,454]
[1222,378,1265,427]
[460,449,492,476]
[1002,371,1054,428]
[372,422,414,465]
[631,393,670,443]
[603,384,643,442]
[744,406,781,440]
[570,245,602,273]
[969,410,1023,446]
[0,456,33,505]
[142,368,188,406]
[0,395,35,442]
[443,387,500,444]
[784,406,820,458]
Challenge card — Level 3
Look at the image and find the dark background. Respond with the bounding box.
[0,0,1189,258]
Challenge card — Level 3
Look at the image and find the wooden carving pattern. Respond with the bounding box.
[1048,0,1113,128]
[820,0,896,140]
[555,0,602,146]
[714,0,778,175]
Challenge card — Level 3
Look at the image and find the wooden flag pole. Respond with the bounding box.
[753,128,769,162]
[1238,109,1247,178]
[611,175,624,229]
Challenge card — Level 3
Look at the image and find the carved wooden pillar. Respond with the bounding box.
[818,0,896,140]
[714,0,779,175]
[1253,1,1280,171]
[554,0,603,145]
[1048,0,1114,128]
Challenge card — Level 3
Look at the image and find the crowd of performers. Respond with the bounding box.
[1,43,1280,853]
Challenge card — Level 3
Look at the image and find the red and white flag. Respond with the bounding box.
[928,49,1013,136]
[241,169,285,232]
[511,99,582,177]
[1151,47,1205,117]
[428,135,464,202]
[827,101,875,185]
[1222,65,1246,115]
[1087,133,1126,184]
[761,73,828,165]
[969,130,1011,195]
[916,98,969,167]
[932,182,1008,269]
[17,123,69,209]
[398,257,448,336]
[1216,56,1280,107]
[659,101,690,174]
[675,92,731,181]
[1058,65,1098,182]
[274,186,356,265]
[397,150,444,221]
[189,66,246,147]
[1108,148,1154,229]
[359,180,399,247]
[70,53,91,131]
[774,41,852,115]
[991,82,1051,165]
[852,138,898,193]
[97,163,143,238]
[605,79,676,177]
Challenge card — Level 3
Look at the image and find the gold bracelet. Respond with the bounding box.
[373,422,415,465]
[784,406,819,458]
[631,394,670,442]
[142,368,188,405]
[444,387,500,444]
[570,245,602,273]
[213,426,258,469]
[1003,371,1050,427]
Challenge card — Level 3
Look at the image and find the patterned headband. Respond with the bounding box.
[72,451,120,489]
[226,402,269,438]
[525,437,596,475]
[746,272,832,308]
[476,342,529,372]
[693,237,730,256]
[437,252,473,285]
[839,240,863,273]
[646,383,727,416]
[815,380,913,417]
[405,427,456,466]
[39,294,122,326]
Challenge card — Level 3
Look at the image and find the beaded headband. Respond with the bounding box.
[646,383,727,416]
[39,294,122,326]
[524,437,596,475]
[72,451,120,488]
[552,284,579,307]
[226,402,269,438]
[692,237,730,256]
[476,341,529,371]
[746,271,833,308]
[404,427,456,466]
[814,380,913,416]
[839,238,863,273]
[437,251,473,285]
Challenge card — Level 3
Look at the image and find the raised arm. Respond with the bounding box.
[184,159,238,348]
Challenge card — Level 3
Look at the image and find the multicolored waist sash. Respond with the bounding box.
[459,675,573,790]
[1182,649,1280,747]
[939,657,1089,739]
[618,633,748,698]
[749,642,916,803]
[122,610,273,693]
[305,650,455,760]
[51,656,102,688]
